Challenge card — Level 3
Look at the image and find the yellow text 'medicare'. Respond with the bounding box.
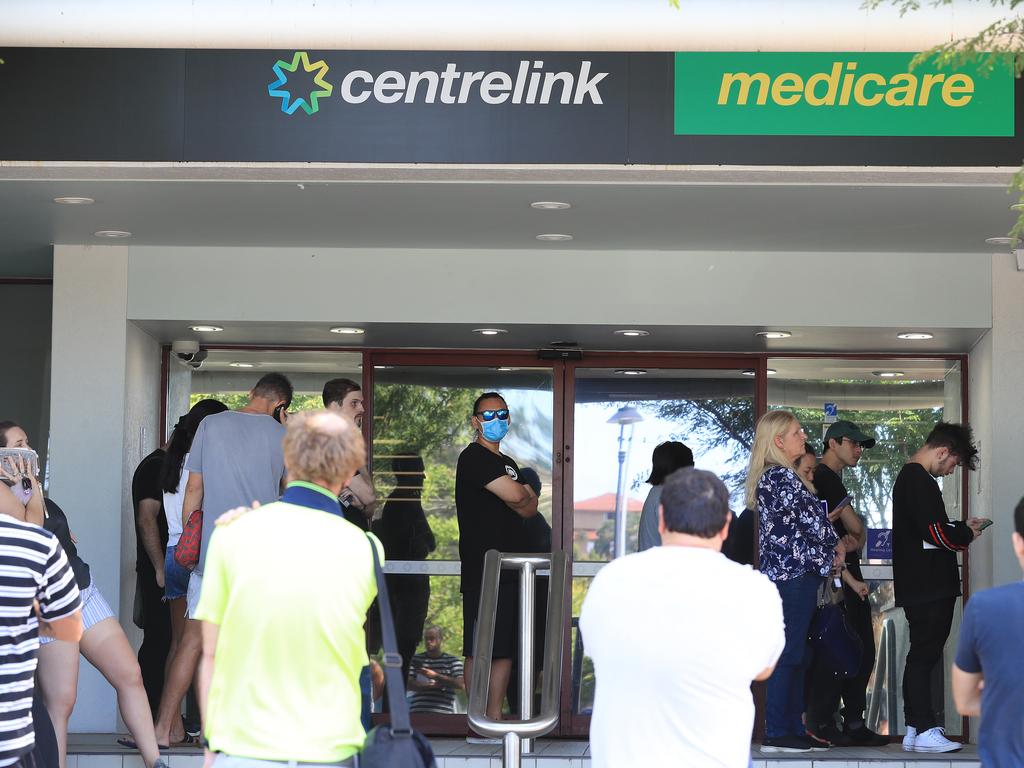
[718,62,975,108]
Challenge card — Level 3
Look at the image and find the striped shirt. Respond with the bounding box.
[0,517,81,766]
[407,653,464,714]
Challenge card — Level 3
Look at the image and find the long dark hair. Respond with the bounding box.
[161,399,228,493]
[0,421,18,448]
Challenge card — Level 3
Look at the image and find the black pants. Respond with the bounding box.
[30,686,58,768]
[805,584,876,728]
[903,597,955,731]
[136,572,171,715]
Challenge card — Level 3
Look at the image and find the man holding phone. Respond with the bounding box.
[893,422,989,754]
[806,421,887,748]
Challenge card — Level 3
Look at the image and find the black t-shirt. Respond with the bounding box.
[892,462,973,607]
[455,441,526,594]
[42,498,91,589]
[131,449,167,580]
[722,507,755,566]
[813,462,862,572]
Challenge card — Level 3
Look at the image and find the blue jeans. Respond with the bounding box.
[766,573,823,739]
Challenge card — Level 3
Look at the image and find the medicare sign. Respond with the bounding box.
[674,52,1014,136]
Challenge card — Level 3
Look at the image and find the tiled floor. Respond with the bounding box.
[68,734,981,768]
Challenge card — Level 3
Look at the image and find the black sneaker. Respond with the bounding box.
[845,724,889,746]
[807,723,851,747]
[761,735,813,753]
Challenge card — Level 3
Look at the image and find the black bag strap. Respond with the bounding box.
[366,534,413,735]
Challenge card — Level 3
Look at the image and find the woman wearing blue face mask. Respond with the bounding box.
[455,391,540,728]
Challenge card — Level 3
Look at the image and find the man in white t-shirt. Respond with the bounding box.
[580,467,786,768]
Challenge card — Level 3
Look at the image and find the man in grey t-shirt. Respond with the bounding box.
[182,373,291,606]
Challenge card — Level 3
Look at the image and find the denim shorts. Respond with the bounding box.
[164,545,191,601]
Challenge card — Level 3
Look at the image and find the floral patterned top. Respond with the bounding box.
[757,465,838,582]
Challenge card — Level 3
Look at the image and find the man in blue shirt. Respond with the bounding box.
[952,495,1024,767]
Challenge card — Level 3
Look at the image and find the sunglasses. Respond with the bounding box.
[475,409,509,422]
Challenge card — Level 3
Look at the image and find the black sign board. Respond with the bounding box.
[0,48,1021,165]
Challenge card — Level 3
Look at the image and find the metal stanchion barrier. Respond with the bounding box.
[467,550,569,768]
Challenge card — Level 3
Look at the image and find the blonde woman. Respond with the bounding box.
[746,411,842,754]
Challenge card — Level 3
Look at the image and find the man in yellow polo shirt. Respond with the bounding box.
[195,409,382,767]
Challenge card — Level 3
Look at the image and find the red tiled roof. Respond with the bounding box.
[574,492,644,513]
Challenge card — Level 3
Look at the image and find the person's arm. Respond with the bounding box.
[905,469,975,551]
[344,468,377,520]
[484,474,538,518]
[837,504,866,550]
[37,539,83,642]
[0,483,26,521]
[181,471,204,531]
[137,497,166,587]
[841,568,869,599]
[39,607,83,642]
[952,664,983,717]
[784,471,838,548]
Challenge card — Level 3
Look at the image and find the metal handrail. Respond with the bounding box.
[468,550,569,768]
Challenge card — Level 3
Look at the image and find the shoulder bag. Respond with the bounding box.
[808,576,862,678]
[174,509,203,571]
[360,535,436,768]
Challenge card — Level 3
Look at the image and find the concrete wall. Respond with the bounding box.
[126,247,992,330]
[0,284,52,471]
[968,252,1024,593]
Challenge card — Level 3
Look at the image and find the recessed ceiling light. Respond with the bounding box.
[530,201,571,210]
[373,365,393,370]
[472,328,508,336]
[615,369,647,376]
[897,332,934,340]
[741,368,777,376]
[189,325,223,333]
[755,331,792,339]
[94,230,131,238]
[53,196,94,205]
[496,366,516,372]
[614,329,650,337]
[536,233,573,242]
[985,236,1019,246]
[873,370,906,378]
[229,362,254,368]
[329,327,365,335]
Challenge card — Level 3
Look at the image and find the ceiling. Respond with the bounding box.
[0,166,1018,278]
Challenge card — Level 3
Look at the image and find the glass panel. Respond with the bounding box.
[766,358,962,533]
[181,349,363,413]
[369,574,470,715]
[571,575,595,715]
[572,368,755,560]
[370,365,554,691]
[768,358,965,737]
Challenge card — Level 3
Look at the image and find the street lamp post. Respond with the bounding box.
[607,405,644,559]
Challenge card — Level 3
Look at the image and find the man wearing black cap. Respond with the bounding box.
[805,421,888,748]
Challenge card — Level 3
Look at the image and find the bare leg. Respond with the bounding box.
[464,657,511,722]
[37,640,80,768]
[161,597,188,743]
[79,618,161,768]
[153,618,201,746]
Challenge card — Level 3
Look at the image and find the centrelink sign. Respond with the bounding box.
[673,52,1013,136]
[268,51,610,115]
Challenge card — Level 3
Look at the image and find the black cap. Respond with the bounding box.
[823,420,876,449]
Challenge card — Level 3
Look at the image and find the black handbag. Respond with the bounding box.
[359,535,437,768]
[808,577,862,678]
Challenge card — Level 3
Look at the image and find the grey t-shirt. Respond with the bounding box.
[186,410,286,573]
[637,485,662,552]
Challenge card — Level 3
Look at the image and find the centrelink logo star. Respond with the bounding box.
[268,52,333,116]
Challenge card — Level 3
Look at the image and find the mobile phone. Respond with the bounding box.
[272,405,286,423]
[830,495,853,514]
[977,518,995,531]
[0,448,39,478]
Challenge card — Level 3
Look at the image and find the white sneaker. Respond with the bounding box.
[913,727,962,753]
[902,726,917,752]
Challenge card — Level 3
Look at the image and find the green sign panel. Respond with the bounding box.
[673,52,1014,136]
